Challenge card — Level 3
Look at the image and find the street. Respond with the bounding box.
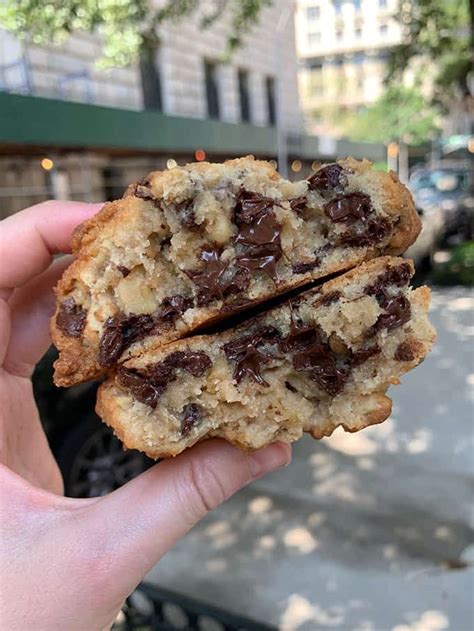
[148,285,474,630]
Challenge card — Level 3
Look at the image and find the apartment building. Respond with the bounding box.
[295,0,401,136]
[0,2,385,217]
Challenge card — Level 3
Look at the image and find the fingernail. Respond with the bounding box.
[248,442,292,479]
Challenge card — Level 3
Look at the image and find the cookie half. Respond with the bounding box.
[96,257,435,458]
[52,156,420,386]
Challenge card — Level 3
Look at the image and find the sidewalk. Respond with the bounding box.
[147,286,474,630]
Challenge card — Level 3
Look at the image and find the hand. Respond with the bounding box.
[0,201,291,630]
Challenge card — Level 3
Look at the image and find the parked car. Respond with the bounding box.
[409,166,474,242]
[33,347,153,498]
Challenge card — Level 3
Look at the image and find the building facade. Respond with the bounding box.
[296,0,401,136]
[0,1,302,133]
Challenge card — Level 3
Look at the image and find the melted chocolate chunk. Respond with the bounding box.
[180,403,203,436]
[117,368,164,408]
[325,192,372,224]
[233,189,283,283]
[223,326,280,386]
[338,217,392,247]
[222,267,251,296]
[292,258,321,275]
[285,381,298,393]
[158,295,193,322]
[373,294,411,332]
[289,196,307,213]
[233,189,276,224]
[117,351,212,408]
[394,341,416,361]
[184,246,228,306]
[308,164,348,193]
[235,244,281,282]
[117,265,131,277]
[56,298,87,338]
[234,208,281,248]
[351,344,381,367]
[99,314,155,367]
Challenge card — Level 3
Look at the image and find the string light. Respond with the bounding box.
[41,158,54,171]
[387,142,399,158]
[166,159,177,169]
[291,160,302,172]
[195,149,206,161]
[311,161,320,171]
[269,160,277,169]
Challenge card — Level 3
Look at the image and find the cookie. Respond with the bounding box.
[96,257,435,458]
[51,156,420,386]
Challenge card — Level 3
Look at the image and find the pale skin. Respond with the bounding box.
[0,201,292,630]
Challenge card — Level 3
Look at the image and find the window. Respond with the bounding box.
[306,5,320,20]
[265,76,276,126]
[334,0,343,15]
[309,67,323,96]
[307,31,321,46]
[238,69,250,123]
[379,23,388,36]
[204,60,220,119]
[353,0,361,9]
[139,50,162,111]
[379,0,387,7]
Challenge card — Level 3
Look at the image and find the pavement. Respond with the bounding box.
[147,285,474,631]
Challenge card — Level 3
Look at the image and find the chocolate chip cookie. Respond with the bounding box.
[52,156,420,386]
[96,257,435,458]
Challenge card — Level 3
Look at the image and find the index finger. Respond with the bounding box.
[0,200,102,292]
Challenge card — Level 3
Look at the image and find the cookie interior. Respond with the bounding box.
[97,258,435,458]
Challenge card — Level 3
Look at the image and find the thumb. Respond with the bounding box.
[84,439,291,600]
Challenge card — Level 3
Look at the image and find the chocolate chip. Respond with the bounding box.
[117,351,212,407]
[292,258,321,274]
[180,403,203,436]
[373,294,411,332]
[117,265,131,277]
[394,341,416,361]
[56,298,87,338]
[99,314,155,367]
[365,263,413,307]
[222,267,251,296]
[325,192,372,224]
[351,344,381,367]
[285,381,298,393]
[158,295,193,322]
[117,367,164,408]
[133,179,162,208]
[338,217,392,247]
[289,196,307,213]
[223,326,281,386]
[308,164,348,194]
[184,246,228,306]
[175,200,199,230]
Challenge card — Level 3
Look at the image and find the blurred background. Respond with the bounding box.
[1,1,473,629]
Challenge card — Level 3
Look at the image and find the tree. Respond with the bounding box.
[343,85,440,181]
[0,0,273,68]
[387,0,473,105]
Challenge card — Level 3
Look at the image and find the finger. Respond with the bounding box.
[3,256,72,377]
[83,440,291,600]
[0,200,102,293]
